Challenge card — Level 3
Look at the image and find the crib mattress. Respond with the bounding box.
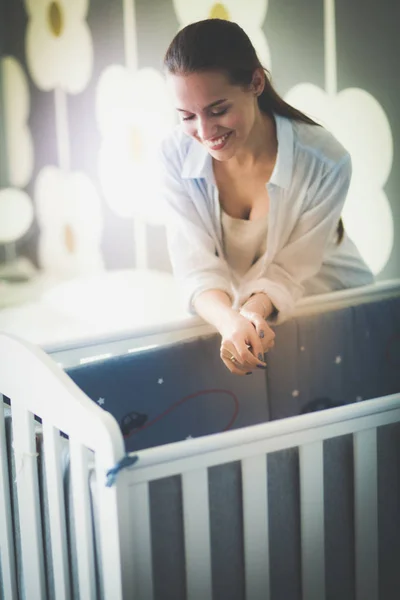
[63,289,400,454]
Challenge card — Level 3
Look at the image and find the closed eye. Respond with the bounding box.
[181,107,229,121]
[210,108,228,117]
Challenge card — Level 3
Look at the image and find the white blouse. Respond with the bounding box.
[159,113,374,323]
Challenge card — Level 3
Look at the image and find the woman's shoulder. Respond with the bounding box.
[292,119,350,168]
[159,125,194,166]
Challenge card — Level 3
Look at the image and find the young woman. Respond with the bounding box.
[159,19,373,376]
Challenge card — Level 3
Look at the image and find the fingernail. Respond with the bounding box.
[258,353,263,361]
[246,372,252,375]
[260,331,265,339]
[257,364,267,369]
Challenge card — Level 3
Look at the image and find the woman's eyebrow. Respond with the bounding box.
[176,99,228,113]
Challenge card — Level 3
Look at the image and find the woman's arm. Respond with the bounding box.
[159,139,232,314]
[238,154,353,324]
[240,292,275,319]
[193,289,236,330]
[159,137,273,372]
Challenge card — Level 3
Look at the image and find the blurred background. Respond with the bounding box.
[0,0,398,339]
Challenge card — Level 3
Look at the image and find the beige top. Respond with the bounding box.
[221,207,269,286]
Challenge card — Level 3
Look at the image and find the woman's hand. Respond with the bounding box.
[239,307,275,355]
[219,312,269,375]
[239,292,276,354]
[192,288,275,375]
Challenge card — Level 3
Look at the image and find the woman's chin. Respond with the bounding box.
[209,138,237,161]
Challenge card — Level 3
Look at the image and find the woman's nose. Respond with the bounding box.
[197,117,216,141]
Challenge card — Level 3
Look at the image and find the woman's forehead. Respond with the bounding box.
[166,71,241,110]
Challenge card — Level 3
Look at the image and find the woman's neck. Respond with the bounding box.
[229,112,277,171]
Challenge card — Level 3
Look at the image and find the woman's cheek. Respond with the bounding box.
[224,113,242,133]
[180,121,196,137]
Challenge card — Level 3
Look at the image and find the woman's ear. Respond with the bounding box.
[251,68,265,97]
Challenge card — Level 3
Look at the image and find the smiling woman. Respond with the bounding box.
[170,69,271,162]
[160,18,374,377]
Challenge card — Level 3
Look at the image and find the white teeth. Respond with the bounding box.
[204,133,230,148]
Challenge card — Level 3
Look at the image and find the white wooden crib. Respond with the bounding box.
[1,331,400,600]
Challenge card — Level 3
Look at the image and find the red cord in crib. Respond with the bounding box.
[123,389,239,439]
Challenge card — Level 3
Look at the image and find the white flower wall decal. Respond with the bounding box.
[95,0,176,268]
[1,56,34,188]
[33,161,105,275]
[284,0,394,275]
[25,0,93,94]
[96,66,175,224]
[0,57,34,251]
[0,189,33,244]
[172,0,271,69]
[24,0,103,276]
[35,167,104,275]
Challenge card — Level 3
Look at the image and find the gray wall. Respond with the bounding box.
[0,0,398,281]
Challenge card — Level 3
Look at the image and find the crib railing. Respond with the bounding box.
[125,393,400,600]
[1,331,400,600]
[0,332,131,600]
[44,279,400,370]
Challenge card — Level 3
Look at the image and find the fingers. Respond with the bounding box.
[240,309,276,354]
[220,347,253,375]
[245,330,268,368]
[260,330,275,353]
[219,311,276,376]
[266,337,275,351]
[220,340,266,373]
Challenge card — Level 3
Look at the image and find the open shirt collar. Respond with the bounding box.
[180,113,294,190]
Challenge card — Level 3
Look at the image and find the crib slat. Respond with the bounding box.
[131,482,154,599]
[11,403,47,599]
[95,458,131,600]
[182,468,212,600]
[300,441,325,600]
[69,438,96,600]
[42,421,71,600]
[354,429,378,600]
[0,396,18,599]
[241,455,270,600]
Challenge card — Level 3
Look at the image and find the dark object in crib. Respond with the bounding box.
[301,397,344,414]
[120,411,148,437]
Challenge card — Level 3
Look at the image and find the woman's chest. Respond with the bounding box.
[214,170,270,221]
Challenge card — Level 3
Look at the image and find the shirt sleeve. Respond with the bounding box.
[158,143,233,315]
[237,153,352,323]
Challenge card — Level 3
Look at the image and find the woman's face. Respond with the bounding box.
[167,70,263,161]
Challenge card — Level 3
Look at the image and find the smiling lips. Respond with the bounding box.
[203,131,232,150]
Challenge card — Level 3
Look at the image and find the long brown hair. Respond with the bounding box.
[164,19,344,243]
